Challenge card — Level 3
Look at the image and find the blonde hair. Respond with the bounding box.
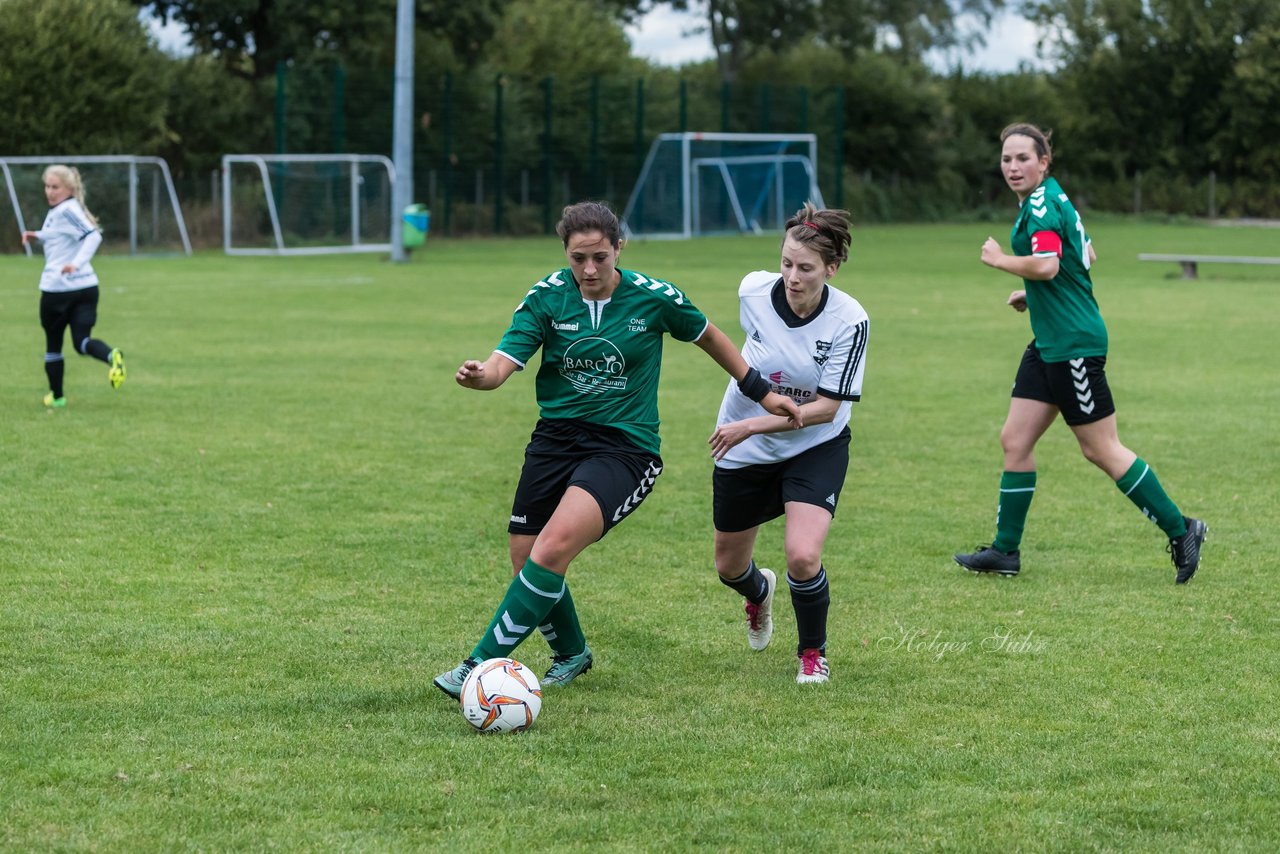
[43,164,99,227]
[783,202,852,268]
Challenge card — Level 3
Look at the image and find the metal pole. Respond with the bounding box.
[391,0,414,262]
[128,160,138,254]
[351,162,360,246]
[222,159,231,253]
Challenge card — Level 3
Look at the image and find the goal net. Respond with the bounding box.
[622,133,825,239]
[1,155,192,256]
[222,154,396,255]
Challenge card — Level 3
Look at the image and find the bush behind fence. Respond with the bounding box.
[6,60,1276,253]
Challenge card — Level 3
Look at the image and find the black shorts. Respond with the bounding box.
[712,427,851,533]
[1011,341,1115,426]
[39,287,99,352]
[509,419,663,538]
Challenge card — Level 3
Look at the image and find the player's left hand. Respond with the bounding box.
[61,264,76,274]
[708,421,754,461]
[760,391,803,429]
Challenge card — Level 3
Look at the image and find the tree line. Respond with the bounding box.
[2,0,1277,223]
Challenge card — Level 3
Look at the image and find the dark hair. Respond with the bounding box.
[1000,122,1054,168]
[555,201,622,247]
[783,202,852,268]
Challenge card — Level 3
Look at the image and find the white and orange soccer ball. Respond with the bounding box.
[459,657,542,733]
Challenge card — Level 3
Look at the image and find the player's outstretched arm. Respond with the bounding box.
[693,323,803,428]
[456,352,519,391]
[708,396,840,461]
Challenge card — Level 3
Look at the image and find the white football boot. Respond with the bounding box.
[744,567,776,651]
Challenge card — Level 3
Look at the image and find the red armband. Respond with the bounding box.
[1030,230,1062,257]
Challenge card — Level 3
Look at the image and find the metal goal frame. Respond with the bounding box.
[1,155,192,256]
[221,154,397,256]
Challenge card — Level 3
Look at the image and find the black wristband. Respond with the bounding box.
[737,367,771,403]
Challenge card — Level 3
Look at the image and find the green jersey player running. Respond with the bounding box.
[954,123,1206,583]
[434,201,802,698]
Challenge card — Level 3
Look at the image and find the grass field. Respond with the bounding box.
[2,218,1278,850]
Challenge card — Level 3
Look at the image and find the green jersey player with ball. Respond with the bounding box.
[434,201,802,698]
[954,123,1206,583]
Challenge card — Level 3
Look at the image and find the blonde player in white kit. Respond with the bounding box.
[22,165,126,408]
[709,203,868,684]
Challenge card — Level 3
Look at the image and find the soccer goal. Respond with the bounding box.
[1,155,192,256]
[622,133,826,240]
[222,154,397,255]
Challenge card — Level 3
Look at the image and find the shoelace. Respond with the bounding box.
[745,602,762,630]
[800,650,824,675]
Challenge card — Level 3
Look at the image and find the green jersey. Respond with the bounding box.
[495,267,710,455]
[1011,176,1108,362]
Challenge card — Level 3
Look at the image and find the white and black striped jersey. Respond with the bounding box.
[33,198,102,293]
[714,270,869,469]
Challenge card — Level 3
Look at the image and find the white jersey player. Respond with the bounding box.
[708,203,868,685]
[21,165,126,407]
[713,269,868,468]
[32,195,102,293]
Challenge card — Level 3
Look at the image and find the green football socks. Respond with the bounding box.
[1116,457,1186,538]
[538,581,587,657]
[471,558,565,661]
[992,470,1037,553]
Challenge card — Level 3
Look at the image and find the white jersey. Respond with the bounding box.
[34,198,102,293]
[715,270,869,469]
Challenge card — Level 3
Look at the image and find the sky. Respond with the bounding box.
[624,6,1049,73]
[145,14,191,56]
[146,6,1047,74]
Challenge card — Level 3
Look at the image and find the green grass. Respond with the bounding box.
[2,219,1278,850]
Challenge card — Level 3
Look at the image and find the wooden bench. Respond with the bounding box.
[1138,253,1280,279]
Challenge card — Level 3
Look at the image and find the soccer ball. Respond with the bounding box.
[460,657,543,733]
